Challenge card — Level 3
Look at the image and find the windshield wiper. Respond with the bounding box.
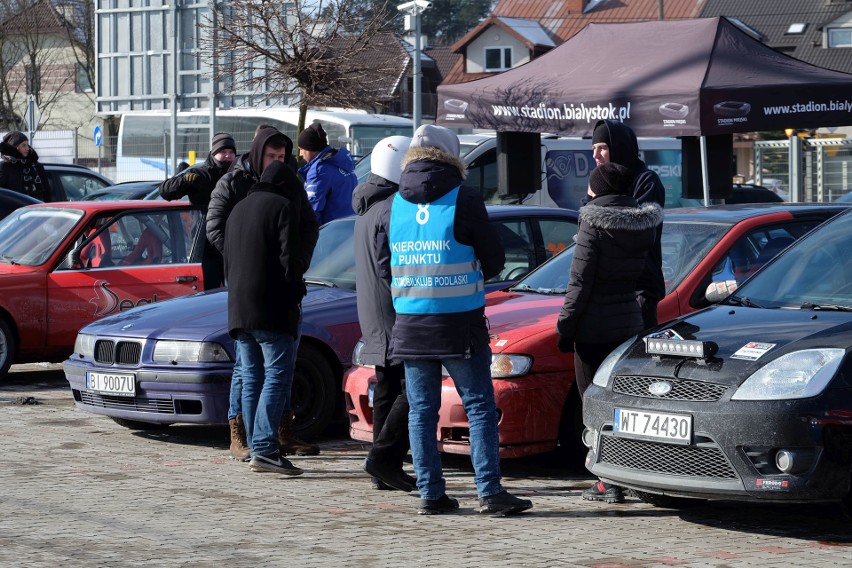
[729,295,762,308]
[305,278,337,288]
[510,283,564,295]
[800,302,852,312]
[0,255,19,265]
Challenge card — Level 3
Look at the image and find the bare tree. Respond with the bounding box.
[0,0,95,131]
[204,0,402,134]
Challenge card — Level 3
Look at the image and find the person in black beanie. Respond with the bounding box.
[0,131,54,202]
[297,121,357,224]
[160,131,237,289]
[556,161,662,504]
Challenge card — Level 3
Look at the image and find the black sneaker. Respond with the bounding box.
[582,480,625,503]
[249,452,303,476]
[364,458,415,492]
[418,494,459,515]
[478,490,533,516]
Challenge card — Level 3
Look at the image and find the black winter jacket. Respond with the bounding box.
[353,173,399,366]
[0,143,53,202]
[594,120,666,302]
[557,194,662,345]
[377,145,505,359]
[225,177,318,338]
[206,128,318,273]
[160,153,230,258]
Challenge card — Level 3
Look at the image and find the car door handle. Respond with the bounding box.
[175,275,198,282]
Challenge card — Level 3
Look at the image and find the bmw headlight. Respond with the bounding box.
[74,333,96,357]
[592,336,637,388]
[351,339,374,368]
[732,349,845,400]
[491,354,532,378]
[152,341,232,363]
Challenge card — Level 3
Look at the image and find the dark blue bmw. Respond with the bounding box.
[64,205,579,439]
[583,209,852,515]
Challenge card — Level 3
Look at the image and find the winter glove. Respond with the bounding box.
[557,334,575,353]
[182,170,202,188]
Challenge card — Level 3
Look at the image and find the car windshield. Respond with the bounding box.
[304,217,356,289]
[510,219,731,295]
[730,210,852,310]
[0,206,84,266]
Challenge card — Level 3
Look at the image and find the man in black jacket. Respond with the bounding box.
[225,159,318,475]
[353,135,415,492]
[208,128,320,461]
[377,125,532,516]
[160,132,236,289]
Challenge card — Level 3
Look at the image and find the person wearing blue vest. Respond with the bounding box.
[377,124,533,516]
[297,121,357,224]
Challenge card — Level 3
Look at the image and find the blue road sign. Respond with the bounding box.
[94,126,102,147]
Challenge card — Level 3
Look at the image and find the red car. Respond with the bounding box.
[0,200,204,378]
[343,204,851,466]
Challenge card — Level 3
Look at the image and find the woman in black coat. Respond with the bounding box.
[557,162,663,395]
[0,131,52,202]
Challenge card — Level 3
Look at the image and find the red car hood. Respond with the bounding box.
[485,290,562,350]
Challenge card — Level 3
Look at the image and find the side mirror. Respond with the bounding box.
[705,279,738,304]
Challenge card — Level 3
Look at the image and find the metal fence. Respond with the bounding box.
[753,138,852,203]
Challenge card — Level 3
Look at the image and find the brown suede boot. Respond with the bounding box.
[229,415,251,462]
[278,413,320,456]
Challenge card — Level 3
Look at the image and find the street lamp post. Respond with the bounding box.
[398,0,433,132]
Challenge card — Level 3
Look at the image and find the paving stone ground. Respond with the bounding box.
[2,363,851,567]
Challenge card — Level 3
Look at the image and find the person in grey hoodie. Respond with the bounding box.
[353,136,416,493]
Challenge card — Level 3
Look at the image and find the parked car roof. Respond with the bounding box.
[0,187,42,220]
[80,181,161,201]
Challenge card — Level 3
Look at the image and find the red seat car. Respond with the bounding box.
[343,204,851,466]
[0,200,205,378]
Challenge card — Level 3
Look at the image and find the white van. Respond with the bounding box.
[116,108,414,182]
[356,132,685,209]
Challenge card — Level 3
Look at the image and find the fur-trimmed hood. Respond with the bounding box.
[397,146,467,205]
[402,146,466,180]
[579,201,662,232]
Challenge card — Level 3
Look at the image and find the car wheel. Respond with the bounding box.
[0,317,16,380]
[555,388,585,471]
[110,417,171,430]
[632,490,704,509]
[291,343,337,440]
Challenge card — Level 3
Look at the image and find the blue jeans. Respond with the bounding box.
[404,347,503,500]
[228,348,242,421]
[229,319,301,420]
[237,329,297,457]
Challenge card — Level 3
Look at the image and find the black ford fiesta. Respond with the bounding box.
[583,209,852,514]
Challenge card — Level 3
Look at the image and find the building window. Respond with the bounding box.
[828,28,852,47]
[76,64,93,93]
[484,47,512,72]
[786,23,806,35]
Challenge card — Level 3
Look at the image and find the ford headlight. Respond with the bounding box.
[152,341,232,363]
[732,349,845,400]
[74,333,96,357]
[592,336,637,387]
[491,354,532,378]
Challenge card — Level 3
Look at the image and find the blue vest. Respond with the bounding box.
[389,187,485,314]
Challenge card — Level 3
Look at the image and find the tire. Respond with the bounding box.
[555,389,586,471]
[110,417,171,430]
[290,343,337,441]
[0,317,16,380]
[632,489,704,509]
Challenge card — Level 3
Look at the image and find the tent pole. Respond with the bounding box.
[700,135,711,207]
